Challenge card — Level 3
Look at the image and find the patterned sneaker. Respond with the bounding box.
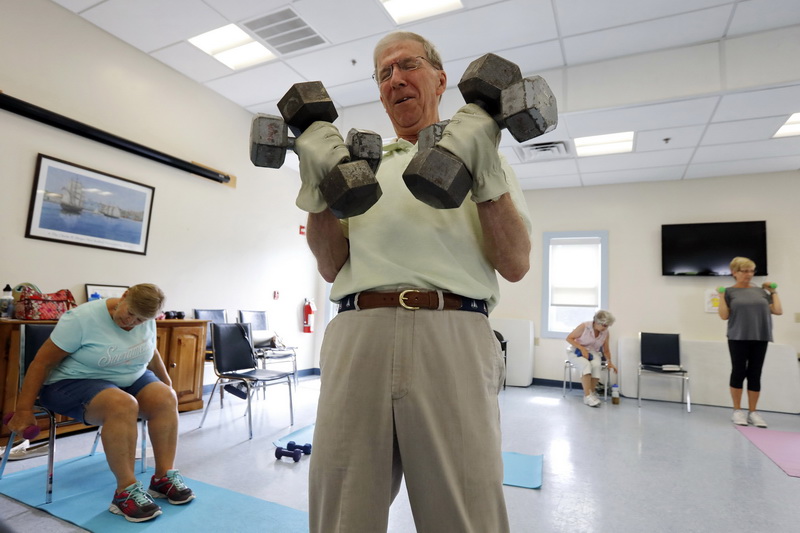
[109,481,162,522]
[747,411,768,428]
[148,469,195,504]
[731,409,748,426]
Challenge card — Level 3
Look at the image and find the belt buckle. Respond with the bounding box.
[399,289,421,310]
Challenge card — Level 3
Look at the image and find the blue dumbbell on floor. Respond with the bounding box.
[286,441,312,455]
[275,446,302,462]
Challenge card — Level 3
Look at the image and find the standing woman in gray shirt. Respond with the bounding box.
[718,256,782,428]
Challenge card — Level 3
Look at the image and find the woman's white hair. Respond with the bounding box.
[593,310,615,326]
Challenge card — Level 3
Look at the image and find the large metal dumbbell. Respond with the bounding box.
[403,54,558,209]
[250,81,382,219]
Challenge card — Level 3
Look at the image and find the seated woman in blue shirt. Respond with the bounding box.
[7,283,194,523]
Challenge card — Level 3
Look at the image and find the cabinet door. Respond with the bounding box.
[166,326,204,410]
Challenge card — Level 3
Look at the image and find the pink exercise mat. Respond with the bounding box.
[736,425,800,477]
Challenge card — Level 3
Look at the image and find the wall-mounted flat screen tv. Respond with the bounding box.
[661,220,767,276]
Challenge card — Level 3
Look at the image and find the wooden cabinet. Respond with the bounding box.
[155,321,206,412]
[1,318,206,445]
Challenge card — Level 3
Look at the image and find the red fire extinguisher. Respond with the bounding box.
[303,299,316,333]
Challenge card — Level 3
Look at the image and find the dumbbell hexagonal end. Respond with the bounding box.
[458,53,522,120]
[278,81,338,136]
[250,114,289,168]
[346,128,383,174]
[501,76,558,143]
[402,147,472,209]
[319,160,383,219]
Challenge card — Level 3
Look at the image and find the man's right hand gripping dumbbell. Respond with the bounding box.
[250,81,383,218]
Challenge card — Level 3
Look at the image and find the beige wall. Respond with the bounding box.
[0,0,326,370]
[492,172,800,382]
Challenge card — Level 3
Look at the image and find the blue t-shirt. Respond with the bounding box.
[46,299,156,387]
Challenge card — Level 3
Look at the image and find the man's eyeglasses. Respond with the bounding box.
[373,56,438,85]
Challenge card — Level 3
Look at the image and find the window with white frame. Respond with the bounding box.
[541,231,609,338]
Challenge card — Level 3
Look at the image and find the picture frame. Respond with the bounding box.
[25,154,155,255]
[85,284,129,301]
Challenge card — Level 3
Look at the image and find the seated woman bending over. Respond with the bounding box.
[8,283,194,523]
[566,310,617,407]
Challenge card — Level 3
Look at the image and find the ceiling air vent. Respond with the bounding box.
[243,8,325,55]
[513,141,570,162]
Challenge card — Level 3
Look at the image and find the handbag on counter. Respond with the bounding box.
[13,283,77,320]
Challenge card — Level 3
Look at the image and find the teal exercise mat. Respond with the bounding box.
[0,453,309,531]
[273,424,315,448]
[502,451,543,489]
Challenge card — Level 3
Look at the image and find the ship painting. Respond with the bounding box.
[60,179,84,214]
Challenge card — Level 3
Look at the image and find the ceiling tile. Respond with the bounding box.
[284,38,377,87]
[693,135,800,162]
[293,0,394,45]
[151,41,233,83]
[684,156,800,179]
[701,117,787,144]
[713,84,800,121]
[563,6,732,65]
[637,126,706,151]
[82,0,228,53]
[204,62,308,107]
[728,0,800,35]
[553,0,734,36]
[50,0,104,11]
[578,149,694,173]
[580,166,686,187]
[201,0,290,22]
[563,98,719,138]
[407,0,558,63]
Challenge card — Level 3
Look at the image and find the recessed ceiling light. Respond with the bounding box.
[189,24,275,69]
[574,132,634,157]
[381,0,463,25]
[773,112,800,138]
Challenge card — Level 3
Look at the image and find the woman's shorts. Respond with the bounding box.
[39,370,160,424]
[574,350,603,378]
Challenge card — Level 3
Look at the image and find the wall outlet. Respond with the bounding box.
[534,337,540,346]
[795,312,800,323]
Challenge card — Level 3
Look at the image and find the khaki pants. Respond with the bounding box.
[309,307,509,533]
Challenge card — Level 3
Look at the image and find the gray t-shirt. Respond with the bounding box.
[724,287,773,342]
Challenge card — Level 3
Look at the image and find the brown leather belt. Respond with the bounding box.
[338,290,488,316]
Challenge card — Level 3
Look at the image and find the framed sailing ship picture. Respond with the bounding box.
[25,154,155,255]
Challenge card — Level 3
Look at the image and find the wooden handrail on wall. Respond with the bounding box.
[0,91,232,184]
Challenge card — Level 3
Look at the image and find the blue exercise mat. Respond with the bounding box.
[0,454,309,531]
[502,452,543,489]
[273,424,315,448]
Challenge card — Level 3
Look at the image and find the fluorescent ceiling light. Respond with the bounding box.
[189,24,275,69]
[381,0,463,25]
[574,131,634,157]
[773,112,800,138]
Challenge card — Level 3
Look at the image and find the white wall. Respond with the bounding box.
[492,171,800,383]
[0,0,327,370]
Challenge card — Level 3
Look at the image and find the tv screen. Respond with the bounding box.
[661,221,767,276]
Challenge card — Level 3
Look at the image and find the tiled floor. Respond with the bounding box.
[1,378,798,532]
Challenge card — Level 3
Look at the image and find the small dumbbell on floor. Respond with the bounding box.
[250,81,382,219]
[286,441,312,455]
[275,446,303,462]
[403,53,558,209]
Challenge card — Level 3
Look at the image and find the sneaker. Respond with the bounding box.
[149,469,195,504]
[583,394,601,407]
[731,409,748,426]
[109,481,162,522]
[747,411,768,428]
